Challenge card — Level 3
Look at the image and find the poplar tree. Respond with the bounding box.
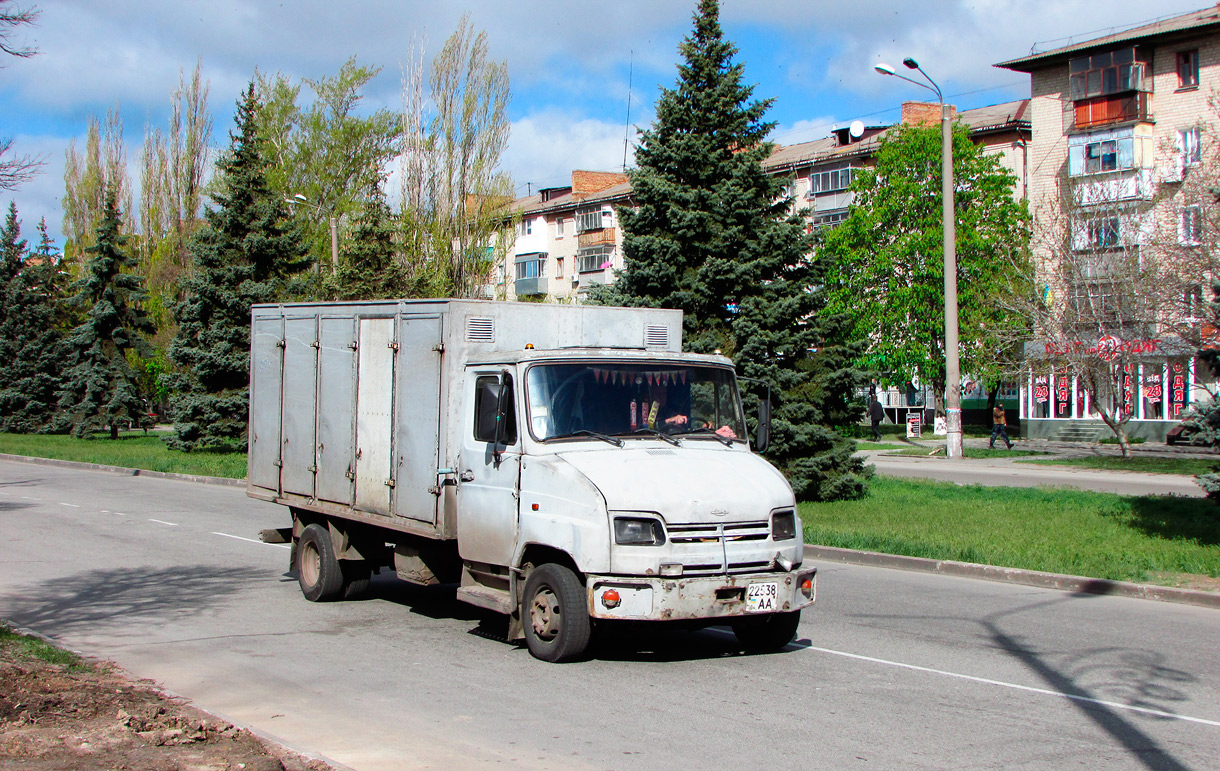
[167,83,309,452]
[593,0,869,500]
[0,219,67,433]
[56,188,155,439]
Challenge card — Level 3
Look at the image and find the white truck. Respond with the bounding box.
[247,299,815,661]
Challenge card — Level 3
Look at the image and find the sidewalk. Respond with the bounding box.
[860,434,1214,497]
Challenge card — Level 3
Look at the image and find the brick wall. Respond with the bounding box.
[571,170,628,196]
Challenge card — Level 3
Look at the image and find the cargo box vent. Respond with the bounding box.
[466,317,495,342]
[644,324,669,349]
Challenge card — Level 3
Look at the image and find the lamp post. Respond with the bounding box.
[874,57,962,459]
[286,193,339,274]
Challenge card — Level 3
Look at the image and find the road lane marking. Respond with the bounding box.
[213,531,290,549]
[148,518,179,527]
[802,644,1220,729]
[58,502,81,508]
[20,496,40,500]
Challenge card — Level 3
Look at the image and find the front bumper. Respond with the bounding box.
[586,568,816,621]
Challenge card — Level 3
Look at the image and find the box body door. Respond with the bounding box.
[316,316,357,505]
[355,318,395,515]
[249,316,284,492]
[393,315,444,525]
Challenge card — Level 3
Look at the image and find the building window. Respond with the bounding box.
[1177,49,1200,89]
[1086,140,1118,173]
[1180,205,1202,245]
[808,165,855,195]
[812,210,849,229]
[576,209,609,233]
[555,217,565,237]
[577,245,613,273]
[520,218,534,236]
[1068,47,1147,100]
[515,253,546,280]
[1067,128,1135,176]
[556,257,564,279]
[1180,127,1202,168]
[1073,215,1122,252]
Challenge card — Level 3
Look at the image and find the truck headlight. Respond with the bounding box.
[772,509,796,541]
[614,517,666,546]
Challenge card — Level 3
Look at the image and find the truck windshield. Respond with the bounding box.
[525,362,746,444]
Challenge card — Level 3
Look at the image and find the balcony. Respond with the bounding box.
[1071,92,1151,132]
[514,276,548,297]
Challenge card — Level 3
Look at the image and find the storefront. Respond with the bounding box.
[1020,337,1212,441]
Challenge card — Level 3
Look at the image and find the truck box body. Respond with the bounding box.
[248,299,815,661]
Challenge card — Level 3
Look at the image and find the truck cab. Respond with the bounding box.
[456,350,814,661]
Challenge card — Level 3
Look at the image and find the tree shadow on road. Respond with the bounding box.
[2,565,272,641]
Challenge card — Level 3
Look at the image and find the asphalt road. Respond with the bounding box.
[2,458,1218,771]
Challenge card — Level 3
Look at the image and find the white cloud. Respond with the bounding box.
[503,111,640,192]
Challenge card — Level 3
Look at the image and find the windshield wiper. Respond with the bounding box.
[627,427,680,446]
[674,426,734,446]
[554,429,623,447]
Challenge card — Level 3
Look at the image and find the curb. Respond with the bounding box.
[805,544,1220,610]
[0,453,245,488]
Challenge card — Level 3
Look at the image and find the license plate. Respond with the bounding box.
[746,582,778,612]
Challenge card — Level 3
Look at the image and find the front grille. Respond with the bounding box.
[666,520,774,576]
[669,521,769,544]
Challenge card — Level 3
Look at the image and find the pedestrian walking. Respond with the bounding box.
[990,401,1013,450]
[869,396,885,440]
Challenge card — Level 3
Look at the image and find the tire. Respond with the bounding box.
[521,563,591,662]
[731,611,801,653]
[297,523,345,602]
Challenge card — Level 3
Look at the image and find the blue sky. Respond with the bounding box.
[0,0,1207,249]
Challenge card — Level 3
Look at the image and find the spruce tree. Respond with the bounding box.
[56,187,155,439]
[322,180,414,301]
[0,220,67,433]
[592,0,869,500]
[167,83,309,452]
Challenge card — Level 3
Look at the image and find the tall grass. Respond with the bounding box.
[801,477,1220,583]
[0,433,247,479]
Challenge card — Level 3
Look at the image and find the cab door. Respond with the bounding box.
[456,369,521,567]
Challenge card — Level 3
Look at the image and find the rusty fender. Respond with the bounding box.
[585,569,816,621]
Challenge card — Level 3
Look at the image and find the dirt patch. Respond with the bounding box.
[1146,571,1220,593]
[0,638,334,771]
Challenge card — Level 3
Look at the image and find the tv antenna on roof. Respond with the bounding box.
[623,50,633,173]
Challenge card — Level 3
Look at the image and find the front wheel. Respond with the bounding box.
[521,564,591,662]
[731,611,801,653]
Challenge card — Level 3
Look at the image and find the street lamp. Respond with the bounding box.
[285,193,339,274]
[875,57,962,459]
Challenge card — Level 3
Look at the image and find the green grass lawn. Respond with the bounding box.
[0,432,247,479]
[801,476,1220,584]
[1020,455,1216,476]
[0,623,89,671]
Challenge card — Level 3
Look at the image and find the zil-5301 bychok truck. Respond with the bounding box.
[247,300,816,662]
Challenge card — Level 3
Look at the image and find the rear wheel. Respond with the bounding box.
[521,564,591,662]
[731,611,801,653]
[297,523,345,602]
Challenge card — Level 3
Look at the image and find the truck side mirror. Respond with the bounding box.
[475,382,502,443]
[753,398,771,454]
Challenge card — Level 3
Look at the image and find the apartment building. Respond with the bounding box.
[500,100,1030,304]
[997,4,1219,440]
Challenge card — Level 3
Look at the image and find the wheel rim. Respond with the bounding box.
[300,541,321,588]
[530,585,561,642]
